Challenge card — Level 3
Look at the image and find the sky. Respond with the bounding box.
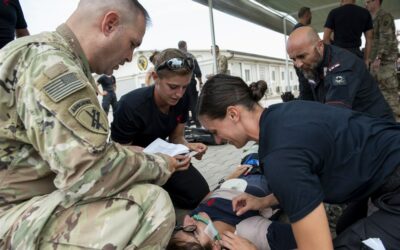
[20,0,400,60]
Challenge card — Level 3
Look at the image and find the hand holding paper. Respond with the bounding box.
[143,138,191,157]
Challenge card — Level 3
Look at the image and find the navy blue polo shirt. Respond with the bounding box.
[0,0,28,49]
[324,4,373,48]
[258,101,400,222]
[298,44,394,121]
[111,86,189,147]
[97,75,115,92]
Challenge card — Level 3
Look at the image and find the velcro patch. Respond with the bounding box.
[43,72,86,103]
[44,62,68,79]
[71,104,108,135]
[68,98,92,115]
[333,75,347,86]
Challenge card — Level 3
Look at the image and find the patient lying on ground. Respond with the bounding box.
[167,161,296,250]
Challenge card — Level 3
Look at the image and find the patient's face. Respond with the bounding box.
[174,213,215,248]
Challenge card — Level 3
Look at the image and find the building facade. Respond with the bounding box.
[106,49,299,100]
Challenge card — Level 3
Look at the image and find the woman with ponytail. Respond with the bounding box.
[197,74,400,250]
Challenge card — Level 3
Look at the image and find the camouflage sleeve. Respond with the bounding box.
[373,13,396,59]
[217,56,228,74]
[16,50,173,204]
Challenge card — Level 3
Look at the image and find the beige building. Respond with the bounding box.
[109,49,299,100]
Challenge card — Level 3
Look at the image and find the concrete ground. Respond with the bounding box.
[191,141,257,190]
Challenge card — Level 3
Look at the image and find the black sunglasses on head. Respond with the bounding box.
[155,57,194,72]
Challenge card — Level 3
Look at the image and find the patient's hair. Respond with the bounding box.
[166,237,212,250]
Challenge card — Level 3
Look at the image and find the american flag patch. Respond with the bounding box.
[43,73,86,102]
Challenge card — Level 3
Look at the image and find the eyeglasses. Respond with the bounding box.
[155,57,194,72]
[174,224,197,233]
[174,224,202,245]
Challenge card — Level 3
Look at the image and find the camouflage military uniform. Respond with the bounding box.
[217,54,228,74]
[370,8,400,120]
[0,24,175,249]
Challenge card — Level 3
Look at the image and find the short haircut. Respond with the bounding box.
[128,0,151,25]
[298,7,310,18]
[178,40,186,49]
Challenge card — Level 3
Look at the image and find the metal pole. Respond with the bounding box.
[208,0,218,74]
[283,16,290,92]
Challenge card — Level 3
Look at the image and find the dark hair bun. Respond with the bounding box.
[249,80,268,102]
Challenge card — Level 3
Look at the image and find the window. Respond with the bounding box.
[275,86,280,93]
[290,71,293,80]
[281,72,285,81]
[245,69,250,82]
[272,71,275,81]
[260,66,266,80]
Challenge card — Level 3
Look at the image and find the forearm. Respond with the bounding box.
[16,28,29,38]
[28,115,173,203]
[263,193,279,207]
[169,135,189,146]
[323,28,332,44]
[364,30,373,61]
[292,203,333,250]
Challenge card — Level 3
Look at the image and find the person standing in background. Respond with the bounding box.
[323,0,373,66]
[292,7,312,32]
[97,74,118,116]
[178,40,203,128]
[0,0,29,49]
[215,45,228,74]
[365,0,400,121]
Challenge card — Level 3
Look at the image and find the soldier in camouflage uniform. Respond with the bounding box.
[366,0,400,121]
[0,0,191,249]
[216,45,228,75]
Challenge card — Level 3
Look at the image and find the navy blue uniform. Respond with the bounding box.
[111,86,209,209]
[259,101,400,248]
[97,75,117,115]
[298,44,394,121]
[0,0,28,49]
[186,53,202,128]
[324,4,372,57]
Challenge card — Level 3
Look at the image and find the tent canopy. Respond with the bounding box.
[193,0,400,34]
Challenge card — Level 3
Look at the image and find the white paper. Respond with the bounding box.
[143,138,189,157]
[362,238,386,250]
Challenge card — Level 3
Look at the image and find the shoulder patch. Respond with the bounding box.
[43,72,86,103]
[69,103,108,135]
[68,98,92,115]
[44,62,68,79]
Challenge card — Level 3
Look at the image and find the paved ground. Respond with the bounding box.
[191,141,257,190]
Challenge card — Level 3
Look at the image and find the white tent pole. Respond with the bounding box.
[283,15,290,92]
[208,0,218,74]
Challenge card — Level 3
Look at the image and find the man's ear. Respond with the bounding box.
[226,106,239,121]
[316,40,324,55]
[101,11,120,36]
